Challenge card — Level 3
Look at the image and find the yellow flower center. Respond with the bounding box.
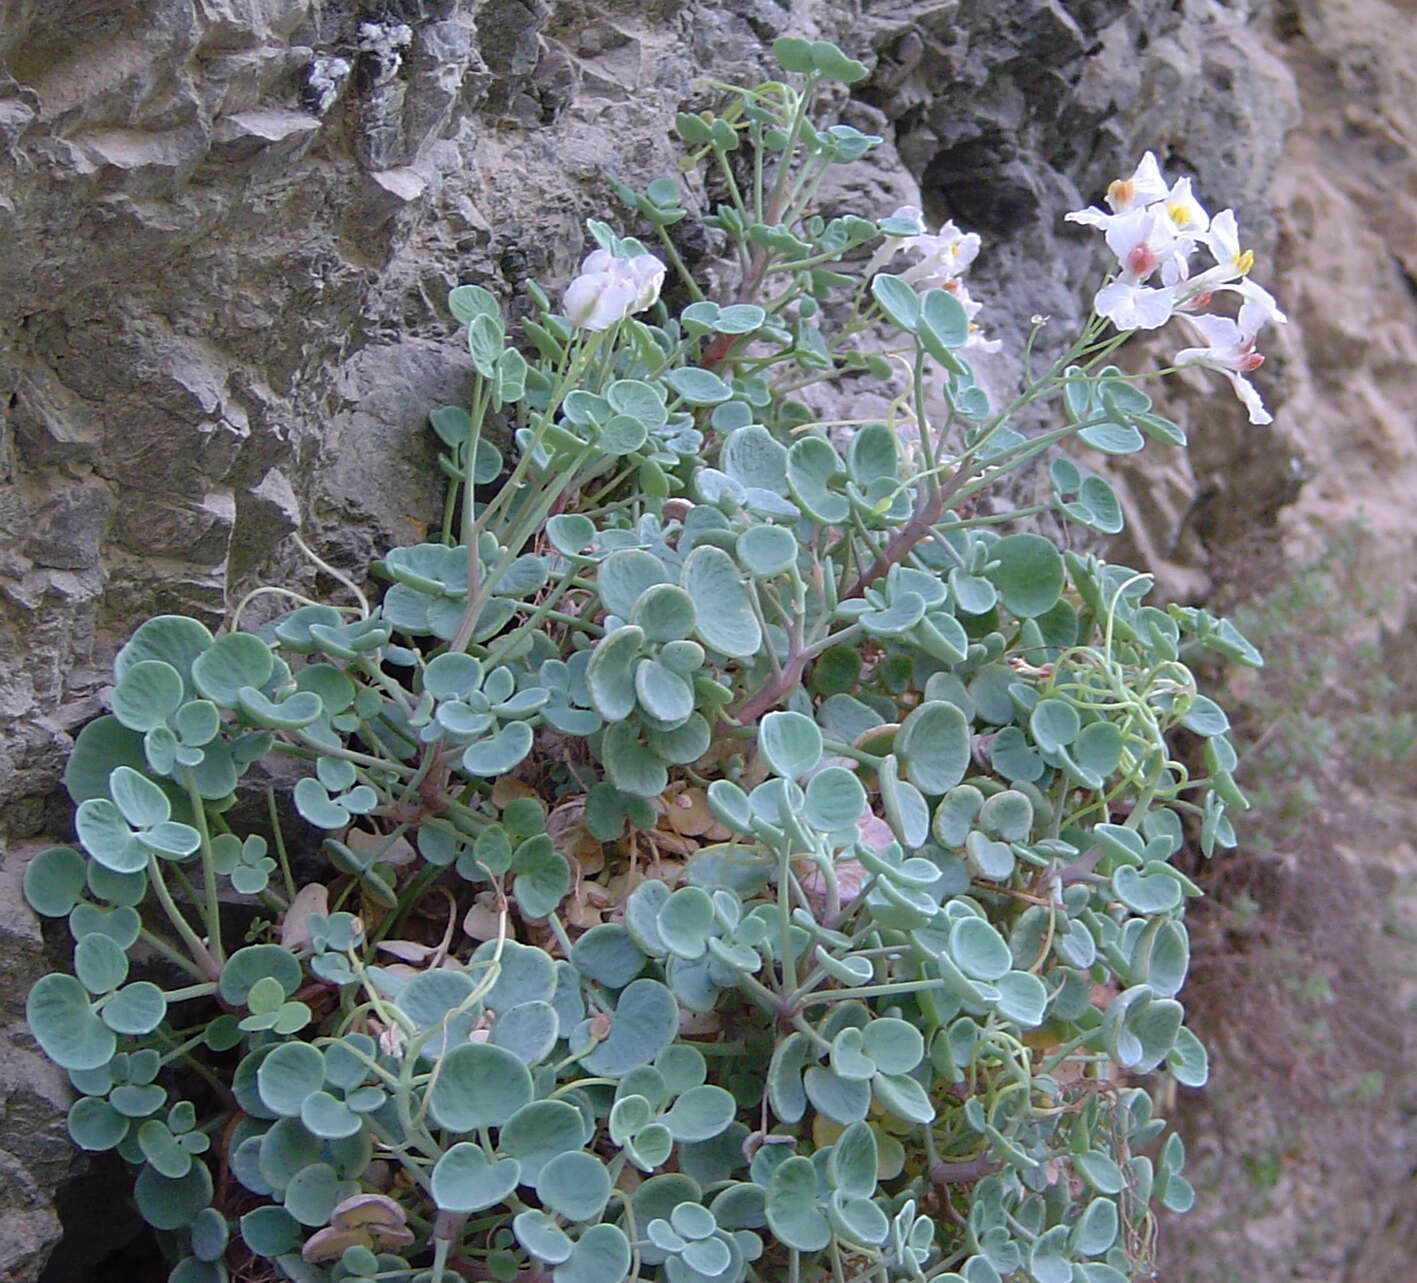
[1166,200,1195,228]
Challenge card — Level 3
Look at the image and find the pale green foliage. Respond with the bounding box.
[24,37,1265,1283]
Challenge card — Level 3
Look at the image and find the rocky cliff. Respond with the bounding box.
[2,0,1413,1278]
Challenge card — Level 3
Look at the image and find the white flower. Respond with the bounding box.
[1231,279,1287,326]
[1108,151,1169,212]
[1088,208,1184,330]
[863,204,926,278]
[867,205,999,349]
[1173,301,1277,424]
[1157,175,1210,237]
[376,1022,406,1059]
[563,249,666,331]
[1202,209,1253,278]
[866,207,981,290]
[1064,151,1169,230]
[898,220,982,289]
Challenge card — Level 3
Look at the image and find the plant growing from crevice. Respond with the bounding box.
[25,38,1275,1283]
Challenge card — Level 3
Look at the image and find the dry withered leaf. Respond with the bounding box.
[302,1193,413,1262]
[345,829,416,867]
[492,775,539,809]
[462,891,507,942]
[548,796,605,872]
[660,786,716,836]
[281,883,330,953]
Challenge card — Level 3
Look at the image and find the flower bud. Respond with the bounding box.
[563,249,666,331]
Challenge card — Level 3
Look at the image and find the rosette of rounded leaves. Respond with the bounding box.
[605,1044,737,1173]
[75,766,200,874]
[623,877,775,1012]
[767,1006,932,1130]
[644,1201,762,1283]
[418,651,546,778]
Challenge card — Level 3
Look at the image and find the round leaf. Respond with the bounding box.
[258,1042,325,1117]
[572,924,647,989]
[682,545,761,658]
[992,971,1048,1027]
[27,973,116,1070]
[660,1084,736,1142]
[554,1224,632,1283]
[301,1091,361,1140]
[75,933,129,995]
[587,626,645,721]
[986,534,1064,618]
[490,1001,560,1064]
[537,1151,611,1221]
[860,1018,924,1075]
[803,767,867,834]
[736,525,798,578]
[462,722,534,777]
[68,1096,129,1151]
[500,1100,587,1183]
[578,979,678,1077]
[1030,699,1080,754]
[24,846,88,918]
[870,274,919,331]
[758,711,822,780]
[220,945,302,1006]
[896,702,969,794]
[631,584,697,643]
[240,1206,302,1257]
[429,1043,533,1130]
[828,1121,878,1200]
[949,917,1012,981]
[765,1156,830,1252]
[101,982,167,1035]
[432,1143,521,1213]
[636,658,695,725]
[600,551,671,619]
[191,632,273,707]
[516,1210,575,1264]
[134,1160,213,1230]
[283,1161,345,1227]
[112,660,185,732]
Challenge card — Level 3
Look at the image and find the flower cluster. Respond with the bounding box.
[1067,152,1285,423]
[866,204,1001,351]
[563,247,666,331]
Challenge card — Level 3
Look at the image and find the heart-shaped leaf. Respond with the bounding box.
[27,973,116,1070]
[537,1150,611,1221]
[431,1143,521,1213]
[766,1156,831,1251]
[428,1043,533,1130]
[553,1224,632,1283]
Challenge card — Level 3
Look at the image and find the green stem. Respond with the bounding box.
[799,976,951,1007]
[267,787,297,901]
[655,223,705,302]
[138,928,210,981]
[182,769,225,967]
[162,982,219,1003]
[145,855,220,980]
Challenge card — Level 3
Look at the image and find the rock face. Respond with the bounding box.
[1,0,1413,1278]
